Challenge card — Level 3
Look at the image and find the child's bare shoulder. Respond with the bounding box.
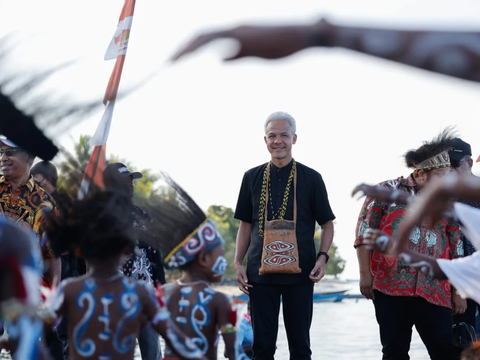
[129,279,155,299]
[210,289,231,308]
[58,275,87,294]
[161,282,179,302]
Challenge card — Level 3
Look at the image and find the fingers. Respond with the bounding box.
[223,49,243,62]
[360,287,375,300]
[237,274,252,288]
[351,185,364,198]
[237,269,253,295]
[309,273,324,283]
[170,33,217,62]
[310,262,325,283]
[239,286,250,295]
[238,279,252,295]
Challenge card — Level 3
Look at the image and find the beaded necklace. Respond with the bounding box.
[258,160,296,237]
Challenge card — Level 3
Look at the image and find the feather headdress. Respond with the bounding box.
[404,127,457,171]
[141,174,224,270]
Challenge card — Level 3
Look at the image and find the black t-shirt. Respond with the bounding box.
[460,199,480,256]
[49,190,87,279]
[234,160,335,284]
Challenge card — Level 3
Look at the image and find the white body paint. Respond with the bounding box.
[98,294,114,341]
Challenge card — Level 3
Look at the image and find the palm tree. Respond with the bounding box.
[55,135,92,197]
[55,135,168,199]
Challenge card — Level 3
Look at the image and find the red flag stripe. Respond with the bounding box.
[80,0,136,196]
[103,56,126,105]
[83,144,106,186]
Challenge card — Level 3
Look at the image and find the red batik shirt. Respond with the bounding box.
[0,176,55,260]
[354,175,462,309]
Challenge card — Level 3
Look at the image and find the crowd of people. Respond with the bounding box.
[1,12,480,360]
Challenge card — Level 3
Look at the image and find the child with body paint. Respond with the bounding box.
[43,190,206,360]
[142,175,239,360]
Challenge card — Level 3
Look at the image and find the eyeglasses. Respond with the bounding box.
[0,148,22,157]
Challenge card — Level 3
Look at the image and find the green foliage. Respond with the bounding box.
[55,135,165,200]
[325,243,346,278]
[206,205,239,278]
[56,135,92,197]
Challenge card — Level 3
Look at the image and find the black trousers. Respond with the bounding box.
[249,281,314,360]
[373,290,460,360]
[45,326,65,360]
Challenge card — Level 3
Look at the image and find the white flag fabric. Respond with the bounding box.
[104,15,134,60]
[89,100,115,147]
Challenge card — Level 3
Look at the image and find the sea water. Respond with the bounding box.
[134,298,431,360]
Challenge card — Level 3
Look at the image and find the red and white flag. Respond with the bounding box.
[79,0,136,198]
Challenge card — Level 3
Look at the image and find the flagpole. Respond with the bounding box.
[79,0,136,198]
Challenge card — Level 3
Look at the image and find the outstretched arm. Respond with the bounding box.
[172,19,480,83]
[324,20,480,83]
[352,183,413,205]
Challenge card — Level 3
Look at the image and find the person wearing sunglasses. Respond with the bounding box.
[0,138,60,289]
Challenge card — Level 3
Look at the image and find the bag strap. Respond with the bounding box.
[264,162,297,224]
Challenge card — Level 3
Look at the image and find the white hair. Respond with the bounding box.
[264,111,296,135]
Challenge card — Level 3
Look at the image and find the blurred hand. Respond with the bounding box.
[309,257,326,283]
[235,263,252,295]
[363,229,396,255]
[359,271,375,300]
[171,24,314,62]
[452,292,467,315]
[352,184,411,205]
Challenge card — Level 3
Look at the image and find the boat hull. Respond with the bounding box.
[233,291,347,304]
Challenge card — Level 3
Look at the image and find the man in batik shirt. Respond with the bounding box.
[0,138,60,287]
[354,130,465,360]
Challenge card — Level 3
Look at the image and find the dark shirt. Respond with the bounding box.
[49,190,87,279]
[460,199,480,256]
[234,160,335,284]
[121,205,166,285]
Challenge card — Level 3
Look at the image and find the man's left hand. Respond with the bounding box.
[310,257,326,283]
[452,291,467,315]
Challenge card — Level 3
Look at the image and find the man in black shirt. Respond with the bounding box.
[234,111,335,360]
[449,138,480,343]
[103,162,166,360]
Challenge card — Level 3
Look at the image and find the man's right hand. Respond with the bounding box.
[359,272,375,300]
[235,263,253,295]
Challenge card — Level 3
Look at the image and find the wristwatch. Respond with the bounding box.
[317,251,329,263]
